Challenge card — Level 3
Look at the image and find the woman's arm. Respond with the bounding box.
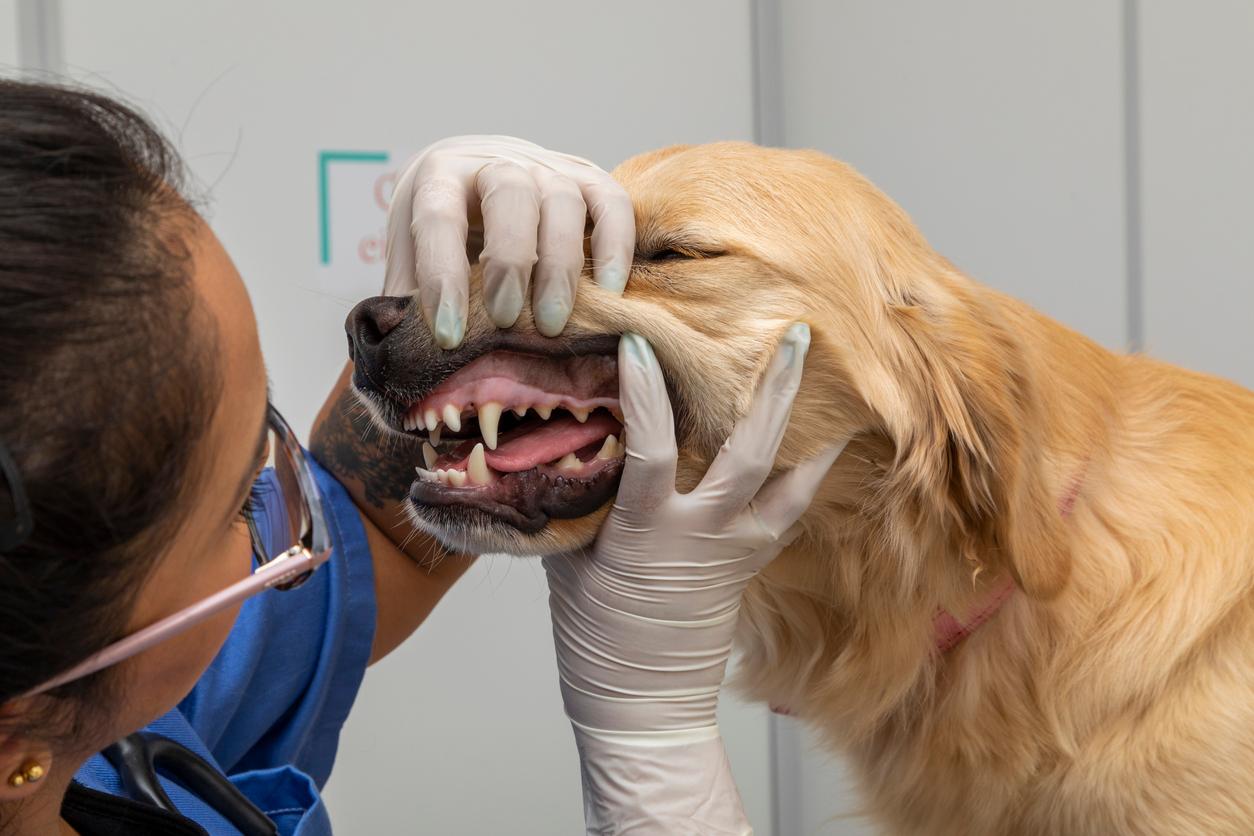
[310,362,474,665]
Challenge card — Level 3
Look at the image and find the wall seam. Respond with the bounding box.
[751,0,784,147]
[1122,0,1144,352]
[16,0,63,75]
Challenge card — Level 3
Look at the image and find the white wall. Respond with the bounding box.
[56,1,773,833]
[1140,1,1254,388]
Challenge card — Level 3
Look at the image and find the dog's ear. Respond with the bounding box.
[885,287,1072,600]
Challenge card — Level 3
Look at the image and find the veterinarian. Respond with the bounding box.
[0,80,841,834]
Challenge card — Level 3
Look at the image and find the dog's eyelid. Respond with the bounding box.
[636,244,726,262]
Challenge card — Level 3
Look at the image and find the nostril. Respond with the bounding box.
[346,296,412,358]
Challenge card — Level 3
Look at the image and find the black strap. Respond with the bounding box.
[0,440,32,552]
[62,782,209,836]
[102,732,278,836]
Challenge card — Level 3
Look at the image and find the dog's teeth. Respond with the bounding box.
[402,414,414,432]
[436,468,448,485]
[536,405,553,420]
[609,405,624,423]
[442,404,462,433]
[408,409,425,432]
[570,406,590,423]
[424,409,439,434]
[422,442,438,470]
[478,402,502,450]
[468,443,490,485]
[429,424,442,446]
[512,406,528,418]
[556,452,582,472]
[595,434,620,460]
[415,466,438,483]
[446,468,467,488]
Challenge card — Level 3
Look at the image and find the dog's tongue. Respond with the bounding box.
[484,412,621,473]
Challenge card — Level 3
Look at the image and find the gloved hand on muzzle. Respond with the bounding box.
[544,324,847,835]
[383,135,635,348]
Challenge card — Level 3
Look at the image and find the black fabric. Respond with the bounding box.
[61,781,209,836]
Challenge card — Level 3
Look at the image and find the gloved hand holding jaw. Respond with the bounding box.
[384,135,636,348]
[544,325,847,835]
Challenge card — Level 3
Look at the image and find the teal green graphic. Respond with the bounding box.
[318,150,389,264]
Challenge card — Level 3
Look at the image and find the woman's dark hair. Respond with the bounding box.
[0,80,219,729]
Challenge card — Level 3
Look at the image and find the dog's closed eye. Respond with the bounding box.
[638,245,725,261]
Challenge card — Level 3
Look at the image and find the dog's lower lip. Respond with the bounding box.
[409,457,625,533]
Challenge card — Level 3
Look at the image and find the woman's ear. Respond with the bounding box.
[0,727,54,803]
[884,286,1072,599]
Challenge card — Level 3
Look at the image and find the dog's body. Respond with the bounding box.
[352,143,1254,833]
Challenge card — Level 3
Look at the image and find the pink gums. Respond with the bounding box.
[411,350,620,423]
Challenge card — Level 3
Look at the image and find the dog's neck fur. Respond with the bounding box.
[733,275,1122,826]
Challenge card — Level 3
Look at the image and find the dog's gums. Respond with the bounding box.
[389,348,627,532]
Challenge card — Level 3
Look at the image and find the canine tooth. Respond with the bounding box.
[429,424,442,446]
[570,407,590,423]
[468,443,490,485]
[478,402,502,450]
[595,435,619,460]
[557,452,582,472]
[536,405,553,420]
[424,409,438,433]
[447,468,467,488]
[422,442,438,470]
[512,406,528,418]
[442,404,462,433]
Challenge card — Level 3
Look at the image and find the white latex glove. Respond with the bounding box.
[383,135,636,348]
[543,325,847,835]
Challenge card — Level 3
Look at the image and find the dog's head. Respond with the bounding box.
[347,142,1070,598]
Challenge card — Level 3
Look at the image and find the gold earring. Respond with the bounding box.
[7,761,43,787]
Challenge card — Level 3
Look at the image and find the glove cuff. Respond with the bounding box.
[570,722,752,835]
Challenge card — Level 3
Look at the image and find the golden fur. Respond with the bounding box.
[420,142,1254,833]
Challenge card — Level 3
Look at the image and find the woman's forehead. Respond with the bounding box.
[187,222,268,496]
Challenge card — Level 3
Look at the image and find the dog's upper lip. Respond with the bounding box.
[377,331,621,412]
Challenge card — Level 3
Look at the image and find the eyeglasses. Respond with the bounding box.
[21,406,333,699]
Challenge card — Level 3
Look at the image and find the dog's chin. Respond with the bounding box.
[404,500,611,557]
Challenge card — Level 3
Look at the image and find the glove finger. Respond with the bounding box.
[531,168,587,337]
[694,323,811,515]
[382,157,420,297]
[409,162,472,348]
[475,158,540,329]
[567,167,635,294]
[613,333,677,515]
[744,439,847,572]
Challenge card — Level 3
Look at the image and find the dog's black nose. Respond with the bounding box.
[345,295,411,373]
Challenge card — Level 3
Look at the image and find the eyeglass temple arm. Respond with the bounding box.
[19,547,318,699]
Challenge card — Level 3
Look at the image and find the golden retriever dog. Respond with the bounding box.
[346,142,1254,835]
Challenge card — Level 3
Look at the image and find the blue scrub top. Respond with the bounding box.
[73,454,377,835]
